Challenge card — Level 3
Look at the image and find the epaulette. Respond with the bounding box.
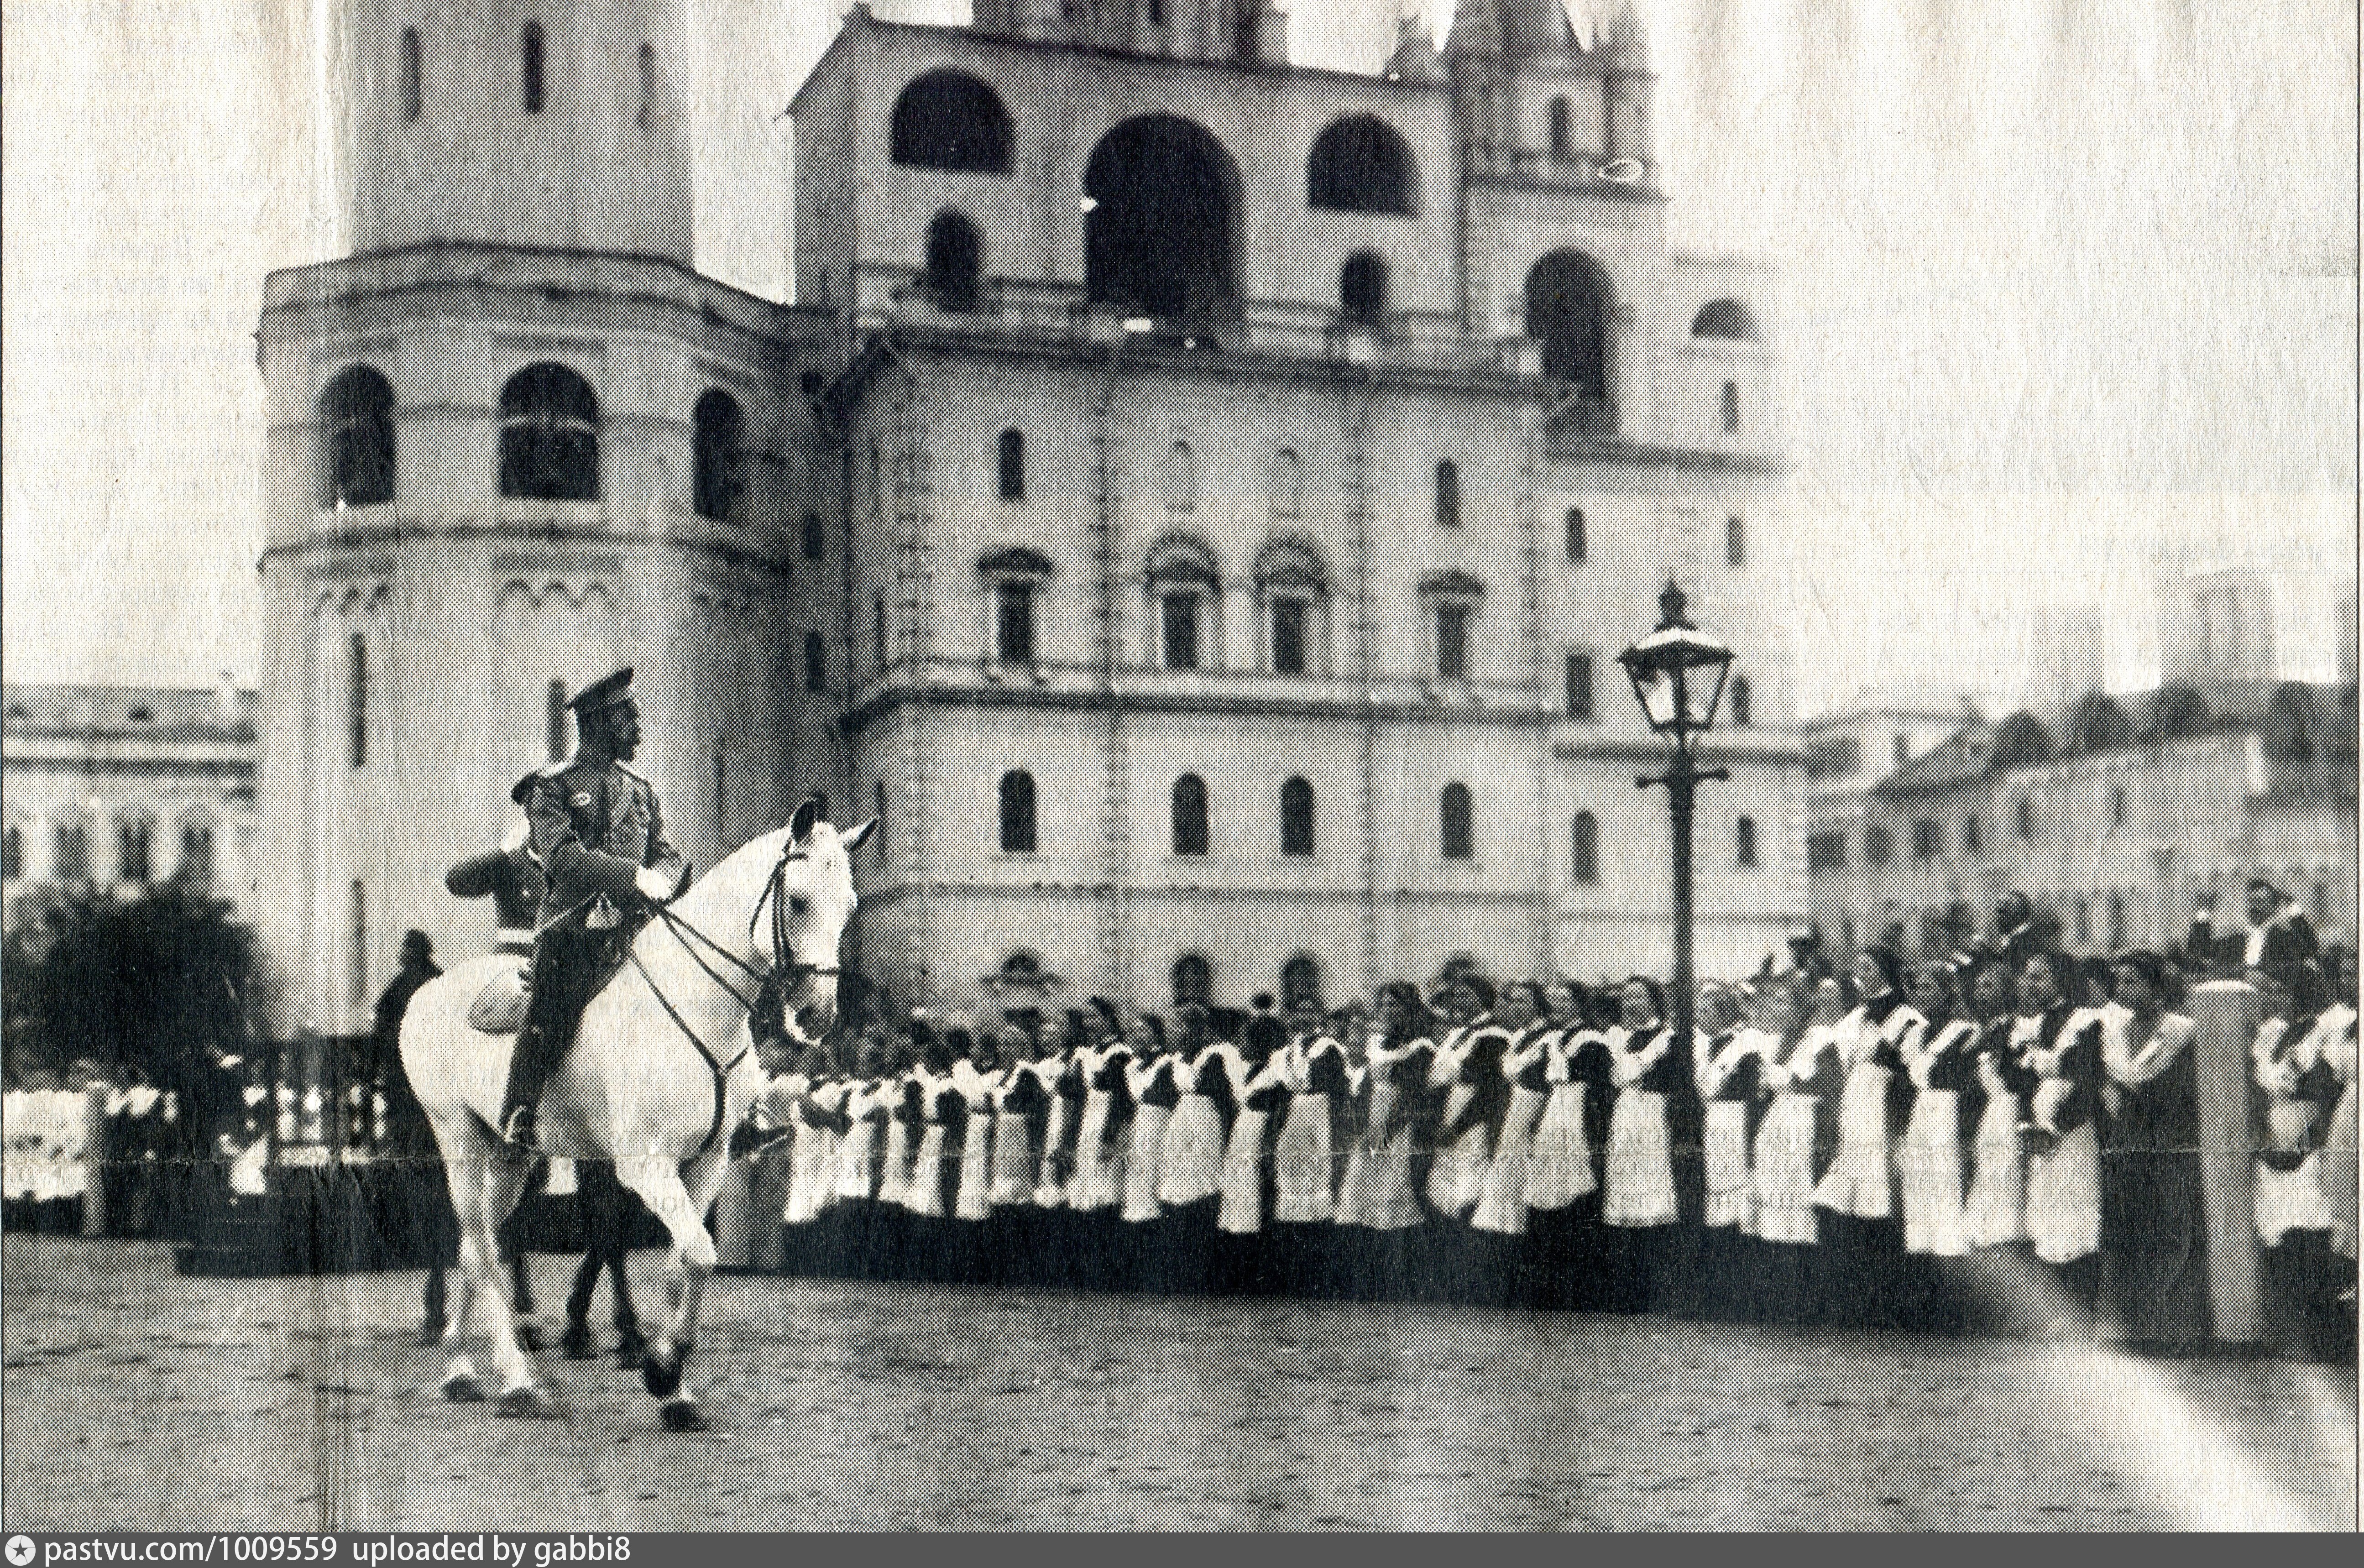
[613,762,651,786]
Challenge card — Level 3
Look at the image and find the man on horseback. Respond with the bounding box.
[499,668,689,1155]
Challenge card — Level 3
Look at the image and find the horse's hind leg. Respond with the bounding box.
[452,1142,554,1415]
[614,1155,717,1430]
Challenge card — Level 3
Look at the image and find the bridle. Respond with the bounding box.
[627,835,844,1158]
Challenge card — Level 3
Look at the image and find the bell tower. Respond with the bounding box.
[345,0,694,263]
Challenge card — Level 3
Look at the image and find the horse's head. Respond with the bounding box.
[762,796,874,1045]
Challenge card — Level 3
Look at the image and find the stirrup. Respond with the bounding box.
[499,1106,540,1157]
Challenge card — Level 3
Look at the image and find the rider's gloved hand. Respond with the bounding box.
[635,864,685,904]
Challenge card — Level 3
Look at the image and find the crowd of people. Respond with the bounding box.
[696,900,2357,1362]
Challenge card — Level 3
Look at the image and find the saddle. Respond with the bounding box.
[467,961,533,1036]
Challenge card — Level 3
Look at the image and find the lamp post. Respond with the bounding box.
[1618,582,1736,1057]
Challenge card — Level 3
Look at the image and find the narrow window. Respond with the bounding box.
[347,632,369,768]
[804,631,827,693]
[53,823,87,882]
[1963,814,1981,853]
[1440,783,1474,861]
[1726,514,1746,567]
[2015,797,2035,841]
[924,209,983,313]
[2074,898,2092,946]
[1435,460,1460,528]
[1270,596,1308,675]
[1721,380,1740,434]
[801,511,826,562]
[692,389,744,521]
[2109,784,2126,826]
[1893,733,1911,769]
[546,678,568,761]
[1571,811,1599,884]
[400,28,423,122]
[348,879,369,1009]
[637,42,656,131]
[996,580,1035,664]
[1164,440,1197,513]
[1,824,19,880]
[320,366,396,508]
[1340,252,1388,327]
[1565,507,1587,562]
[1149,0,1166,25]
[499,363,599,500]
[999,770,1037,853]
[1435,601,1470,681]
[1162,591,1200,671]
[1736,815,1758,869]
[998,429,1025,502]
[1172,774,1209,857]
[1730,675,1752,727]
[117,818,151,883]
[2107,891,2126,951]
[521,21,545,114]
[1914,819,1942,859]
[714,751,727,830]
[873,780,888,857]
[1280,777,1315,857]
[1548,96,1572,158]
[1564,652,1595,721]
[1866,824,1893,866]
[874,595,889,669]
[1807,831,1846,873]
[1172,953,1211,1009]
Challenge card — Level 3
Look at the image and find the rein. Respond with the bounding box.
[626,844,838,1160]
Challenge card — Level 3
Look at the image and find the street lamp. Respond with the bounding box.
[1618,581,1736,1057]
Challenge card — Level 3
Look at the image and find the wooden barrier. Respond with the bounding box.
[2190,980,2264,1344]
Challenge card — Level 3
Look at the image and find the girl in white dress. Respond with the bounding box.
[1961,960,2029,1250]
[1425,979,1502,1222]
[2250,966,2341,1354]
[1693,983,1759,1235]
[1603,977,1682,1230]
[951,1030,1001,1225]
[1122,1014,1179,1225]
[1525,982,1610,1312]
[1898,964,1977,1261]
[1218,1012,1292,1301]
[1035,1010,1087,1211]
[1747,980,1840,1324]
[988,1025,1047,1210]
[1071,998,1133,1215]
[1814,947,1917,1221]
[2012,953,2104,1331]
[2319,949,2359,1267]
[1157,1011,1232,1209]
[1272,998,1346,1226]
[1473,982,1553,1239]
[1334,984,1435,1300]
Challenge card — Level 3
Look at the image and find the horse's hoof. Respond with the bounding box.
[658,1398,708,1433]
[614,1330,648,1372]
[417,1319,448,1349]
[560,1323,596,1361]
[440,1373,486,1404]
[495,1385,564,1421]
[516,1322,548,1354]
[641,1341,683,1400]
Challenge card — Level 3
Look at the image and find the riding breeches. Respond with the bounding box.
[501,927,614,1119]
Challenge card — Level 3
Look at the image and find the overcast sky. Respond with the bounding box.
[4,0,2354,713]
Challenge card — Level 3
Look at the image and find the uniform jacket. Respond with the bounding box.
[445,846,545,942]
[523,756,687,929]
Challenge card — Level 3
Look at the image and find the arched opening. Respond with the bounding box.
[1440,782,1474,861]
[637,42,656,131]
[1721,380,1741,433]
[1172,774,1209,857]
[1281,776,1315,857]
[1340,251,1388,327]
[1548,96,1572,158]
[803,631,826,694]
[1525,250,1613,402]
[319,365,396,508]
[999,770,1037,853]
[692,389,744,521]
[1308,116,1415,214]
[1172,954,1212,1009]
[545,678,568,761]
[1730,674,1752,727]
[1281,955,1323,1010]
[175,817,214,888]
[520,21,545,114]
[400,28,423,122]
[997,428,1026,501]
[1737,815,1758,868]
[924,209,983,313]
[890,70,1012,172]
[1571,811,1599,884]
[1691,298,1758,340]
[499,363,599,500]
[1085,115,1241,325]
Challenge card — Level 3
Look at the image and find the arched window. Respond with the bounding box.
[1440,783,1474,861]
[1163,440,1198,513]
[1255,535,1325,677]
[53,822,88,883]
[692,389,744,521]
[1963,814,1982,853]
[1736,815,1758,869]
[2014,797,2036,841]
[116,816,152,883]
[400,28,423,122]
[637,42,656,131]
[1281,955,1323,1009]
[999,770,1037,853]
[1565,507,1587,562]
[1422,570,1484,682]
[1571,811,1599,883]
[1308,116,1415,214]
[1281,776,1315,857]
[1691,298,1758,340]
[1721,381,1741,434]
[1268,447,1303,520]
[997,428,1026,502]
[347,632,369,768]
[873,594,889,669]
[1172,953,1211,1009]
[924,209,983,313]
[1726,515,1746,567]
[1340,251,1388,326]
[1730,675,1752,727]
[1145,534,1219,671]
[1525,251,1612,403]
[801,511,827,561]
[1865,823,1894,866]
[1435,459,1460,527]
[1172,774,1209,857]
[499,363,599,500]
[1,824,20,880]
[981,546,1051,665]
[890,70,1013,173]
[1564,652,1595,720]
[320,365,395,508]
[545,678,568,762]
[521,21,545,114]
[1548,96,1572,158]
[1085,116,1240,322]
[803,631,827,694]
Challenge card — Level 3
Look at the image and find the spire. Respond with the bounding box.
[1387,4,1447,81]
[1597,0,1651,68]
[1446,0,1578,60]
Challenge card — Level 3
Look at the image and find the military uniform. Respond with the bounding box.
[445,836,545,956]
[499,669,689,1149]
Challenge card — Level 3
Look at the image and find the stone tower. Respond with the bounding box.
[252,0,824,1037]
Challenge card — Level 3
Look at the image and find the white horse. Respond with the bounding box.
[399,798,872,1429]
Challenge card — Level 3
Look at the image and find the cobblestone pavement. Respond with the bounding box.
[3,1237,2354,1531]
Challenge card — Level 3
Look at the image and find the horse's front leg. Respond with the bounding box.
[615,1150,721,1431]
[465,1148,559,1417]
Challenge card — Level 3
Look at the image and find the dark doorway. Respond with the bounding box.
[1085,116,1240,325]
